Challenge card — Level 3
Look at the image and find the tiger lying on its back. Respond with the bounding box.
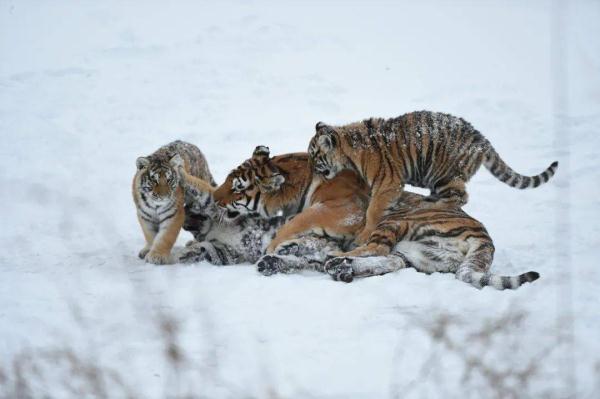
[323,190,540,290]
[211,145,370,273]
[309,111,559,244]
[177,170,286,265]
[132,140,215,264]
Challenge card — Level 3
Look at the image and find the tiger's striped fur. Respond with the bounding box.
[212,146,370,273]
[213,146,314,222]
[177,169,342,267]
[132,140,215,265]
[324,191,539,290]
[308,110,558,244]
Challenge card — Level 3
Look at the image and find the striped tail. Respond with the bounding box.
[484,146,558,189]
[455,266,540,290]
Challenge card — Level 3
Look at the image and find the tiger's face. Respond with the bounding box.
[308,122,345,180]
[136,154,183,205]
[213,146,285,221]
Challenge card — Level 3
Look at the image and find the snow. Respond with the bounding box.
[1,0,599,397]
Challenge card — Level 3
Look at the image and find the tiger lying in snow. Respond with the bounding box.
[214,146,540,290]
[322,191,540,290]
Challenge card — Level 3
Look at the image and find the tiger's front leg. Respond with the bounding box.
[259,237,343,276]
[145,206,185,265]
[265,204,351,254]
[256,254,318,276]
[137,214,157,259]
[325,253,409,283]
[355,185,402,245]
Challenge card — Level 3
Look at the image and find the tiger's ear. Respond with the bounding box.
[252,145,270,163]
[169,153,184,169]
[315,121,328,131]
[136,157,150,170]
[255,173,285,193]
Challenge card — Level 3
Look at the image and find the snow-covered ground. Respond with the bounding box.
[1,1,599,397]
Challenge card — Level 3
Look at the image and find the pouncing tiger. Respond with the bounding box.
[132,140,215,265]
[308,110,559,244]
[324,191,539,290]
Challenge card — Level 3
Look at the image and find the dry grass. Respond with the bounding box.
[390,307,580,399]
[1,306,594,398]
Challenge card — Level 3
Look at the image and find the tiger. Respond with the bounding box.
[211,145,370,273]
[308,110,559,244]
[176,167,287,265]
[132,140,215,265]
[323,190,540,290]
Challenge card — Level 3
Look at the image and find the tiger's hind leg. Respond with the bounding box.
[179,240,239,265]
[325,252,409,283]
[428,178,468,206]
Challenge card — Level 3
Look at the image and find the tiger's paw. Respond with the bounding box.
[325,257,355,283]
[145,251,174,265]
[138,246,151,259]
[257,255,283,276]
[178,244,207,264]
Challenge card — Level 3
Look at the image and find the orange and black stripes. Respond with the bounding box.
[309,111,559,244]
[310,110,558,202]
[326,191,540,290]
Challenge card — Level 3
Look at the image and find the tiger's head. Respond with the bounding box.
[135,153,184,205]
[213,145,287,222]
[308,122,347,180]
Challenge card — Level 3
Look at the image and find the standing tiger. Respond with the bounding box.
[308,110,559,244]
[323,191,540,290]
[132,140,215,265]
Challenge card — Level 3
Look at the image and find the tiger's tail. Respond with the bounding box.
[455,265,540,290]
[484,145,558,189]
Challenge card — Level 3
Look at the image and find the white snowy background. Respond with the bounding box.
[1,0,599,398]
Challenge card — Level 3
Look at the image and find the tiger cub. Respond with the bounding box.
[324,191,540,290]
[308,111,559,244]
[132,140,215,264]
[211,145,370,274]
